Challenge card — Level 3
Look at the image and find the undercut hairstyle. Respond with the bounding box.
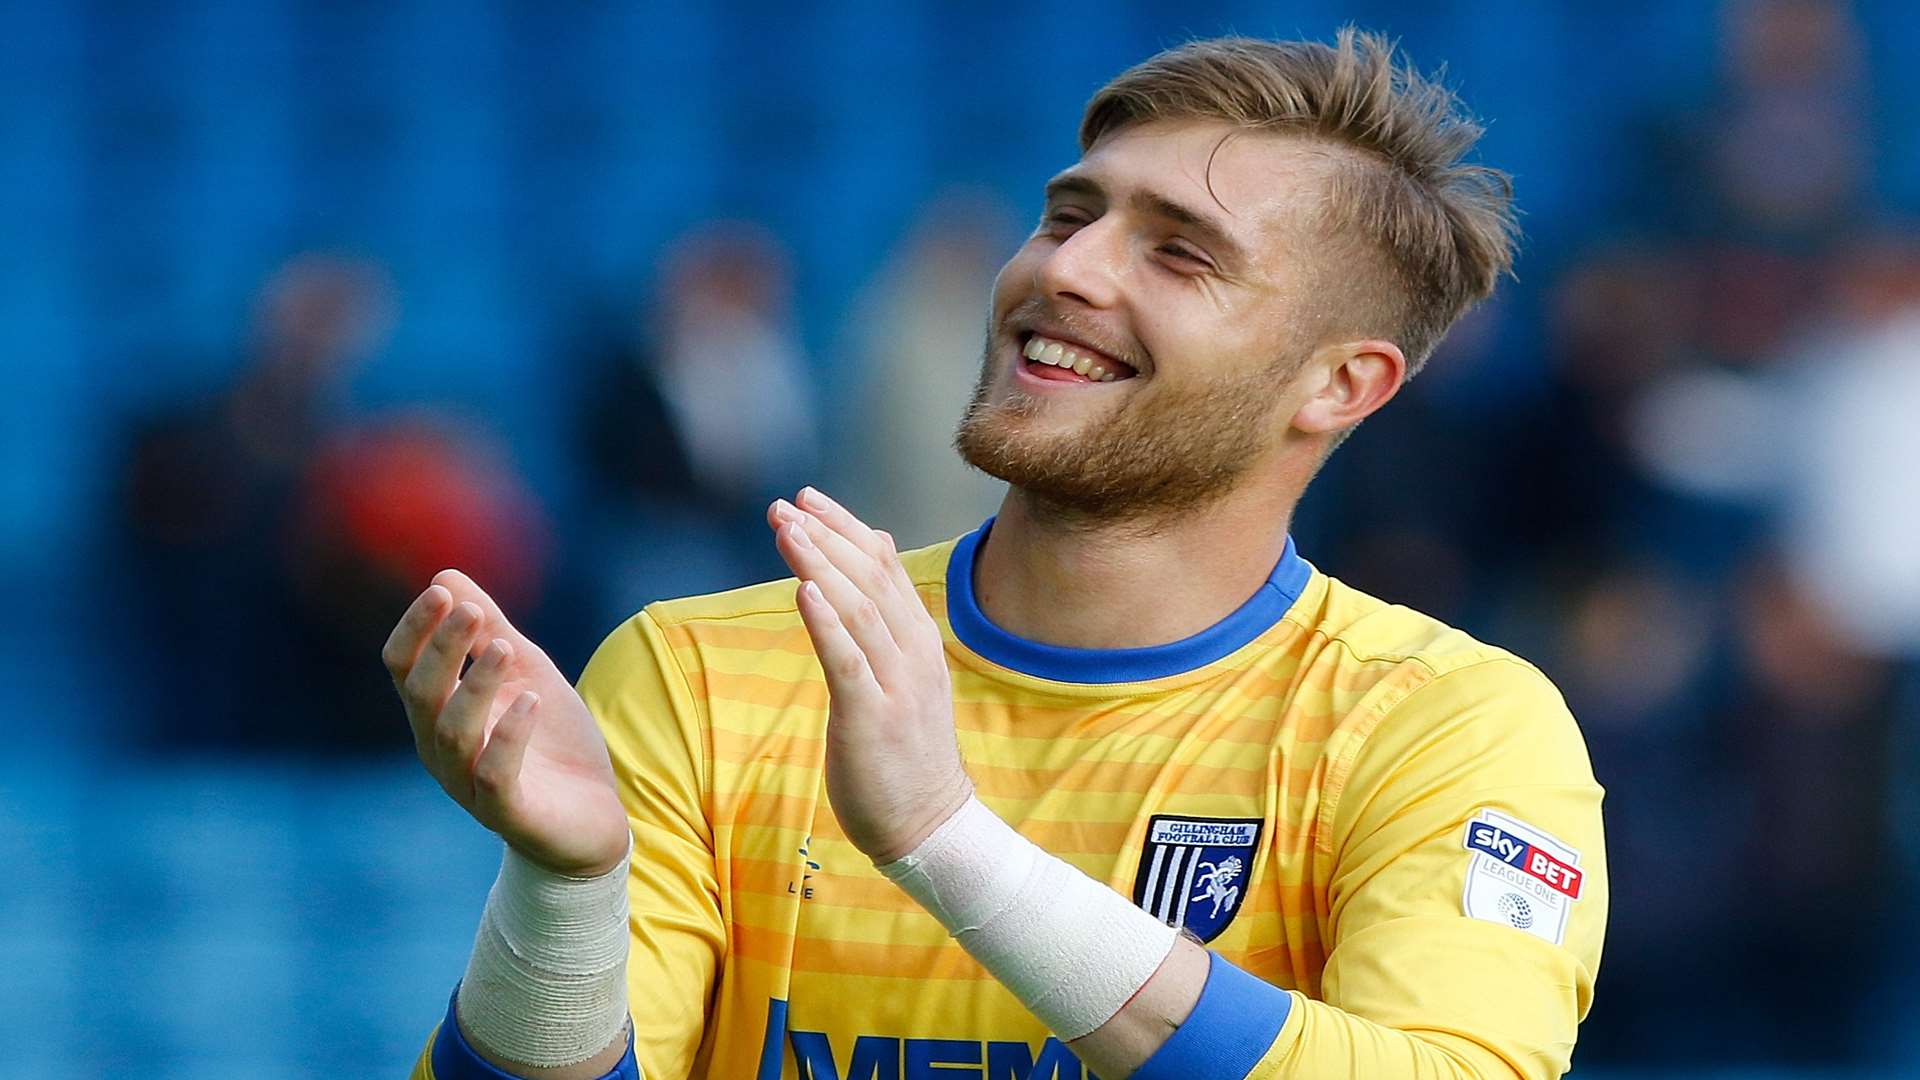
[1080,29,1518,371]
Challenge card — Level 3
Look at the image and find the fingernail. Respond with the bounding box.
[800,486,831,509]
[803,580,823,604]
[451,604,478,629]
[516,691,540,711]
[485,639,509,666]
[773,499,800,523]
[788,523,812,548]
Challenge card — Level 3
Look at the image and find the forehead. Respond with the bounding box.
[1070,119,1337,253]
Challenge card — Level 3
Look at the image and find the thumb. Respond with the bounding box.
[472,691,539,809]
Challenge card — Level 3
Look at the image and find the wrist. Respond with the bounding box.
[864,778,976,866]
[877,796,1178,1040]
[509,838,630,882]
[490,839,631,967]
[456,832,634,1068]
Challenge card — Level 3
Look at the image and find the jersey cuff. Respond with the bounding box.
[430,986,641,1080]
[1130,953,1292,1080]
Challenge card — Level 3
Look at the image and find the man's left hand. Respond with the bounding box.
[768,487,975,864]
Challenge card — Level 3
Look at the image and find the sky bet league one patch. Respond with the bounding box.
[1461,809,1584,945]
[1133,815,1263,943]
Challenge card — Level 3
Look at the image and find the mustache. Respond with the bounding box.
[1003,298,1150,374]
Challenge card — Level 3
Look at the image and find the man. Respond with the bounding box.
[390,30,1606,1080]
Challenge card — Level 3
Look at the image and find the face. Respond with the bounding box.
[955,118,1341,521]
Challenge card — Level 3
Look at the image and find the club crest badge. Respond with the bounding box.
[1132,814,1263,943]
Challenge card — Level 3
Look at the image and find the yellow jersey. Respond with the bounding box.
[416,522,1607,1079]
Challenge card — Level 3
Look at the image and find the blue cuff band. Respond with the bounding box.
[1131,954,1292,1080]
[430,985,641,1080]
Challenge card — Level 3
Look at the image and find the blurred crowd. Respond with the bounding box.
[112,195,1013,746]
[1305,1,1920,1063]
[97,0,1917,1069]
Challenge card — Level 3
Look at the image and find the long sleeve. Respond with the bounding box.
[1139,658,1608,1079]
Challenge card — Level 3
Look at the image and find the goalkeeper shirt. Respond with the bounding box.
[416,520,1608,1079]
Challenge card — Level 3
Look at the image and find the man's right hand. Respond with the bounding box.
[384,569,630,878]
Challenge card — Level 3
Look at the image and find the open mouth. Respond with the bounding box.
[1019,332,1139,384]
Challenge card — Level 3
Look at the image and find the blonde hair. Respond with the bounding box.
[1080,29,1517,369]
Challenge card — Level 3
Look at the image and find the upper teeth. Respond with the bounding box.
[1023,335,1121,381]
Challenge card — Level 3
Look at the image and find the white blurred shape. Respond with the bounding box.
[1627,366,1787,501]
[1786,309,1920,655]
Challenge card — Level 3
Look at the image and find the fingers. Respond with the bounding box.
[794,486,885,553]
[472,690,540,809]
[432,637,516,778]
[382,584,452,686]
[772,493,936,654]
[795,580,885,710]
[400,600,486,737]
[431,568,547,663]
[797,488,923,602]
[773,517,905,688]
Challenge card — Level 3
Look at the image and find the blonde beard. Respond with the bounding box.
[954,346,1299,524]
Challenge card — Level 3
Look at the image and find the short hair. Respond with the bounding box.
[1080,29,1518,370]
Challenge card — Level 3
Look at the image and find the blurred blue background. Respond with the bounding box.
[4,0,1920,1075]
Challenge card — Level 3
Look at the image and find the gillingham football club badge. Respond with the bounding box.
[1132,814,1263,942]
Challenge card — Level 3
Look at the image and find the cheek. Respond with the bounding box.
[1128,293,1221,375]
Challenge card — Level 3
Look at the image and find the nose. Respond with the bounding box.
[1034,217,1125,311]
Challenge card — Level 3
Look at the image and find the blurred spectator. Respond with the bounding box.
[1363,5,1915,1064]
[116,254,550,752]
[1509,249,1701,565]
[1707,0,1868,240]
[572,223,821,629]
[32,2,1920,1072]
[1713,554,1899,1060]
[1633,0,1869,246]
[1780,239,1920,655]
[1544,559,1734,1062]
[836,190,1013,546]
[288,416,551,734]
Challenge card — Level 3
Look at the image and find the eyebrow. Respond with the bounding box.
[1043,172,1248,271]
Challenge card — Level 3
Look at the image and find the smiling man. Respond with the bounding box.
[390,30,1606,1080]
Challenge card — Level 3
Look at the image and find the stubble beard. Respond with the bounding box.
[954,326,1298,526]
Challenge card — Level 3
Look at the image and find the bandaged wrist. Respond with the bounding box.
[456,837,633,1069]
[877,796,1179,1040]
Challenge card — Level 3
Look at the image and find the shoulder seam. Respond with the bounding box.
[636,608,717,822]
[645,595,801,630]
[1284,614,1531,679]
[1314,654,1553,859]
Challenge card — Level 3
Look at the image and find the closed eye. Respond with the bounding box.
[1043,209,1092,233]
[1158,241,1214,272]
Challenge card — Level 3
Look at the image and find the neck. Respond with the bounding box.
[972,481,1301,650]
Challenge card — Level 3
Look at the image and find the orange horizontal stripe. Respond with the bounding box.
[790,934,992,981]
[683,635,1419,703]
[706,704,1310,760]
[729,855,811,900]
[688,670,1395,751]
[758,933,984,981]
[718,790,821,834]
[707,766,1341,832]
[730,920,798,969]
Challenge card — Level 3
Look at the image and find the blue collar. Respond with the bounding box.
[944,518,1312,684]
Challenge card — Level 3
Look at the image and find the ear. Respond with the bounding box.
[1289,338,1407,435]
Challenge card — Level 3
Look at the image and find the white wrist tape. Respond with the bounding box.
[878,796,1178,1040]
[456,837,632,1069]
